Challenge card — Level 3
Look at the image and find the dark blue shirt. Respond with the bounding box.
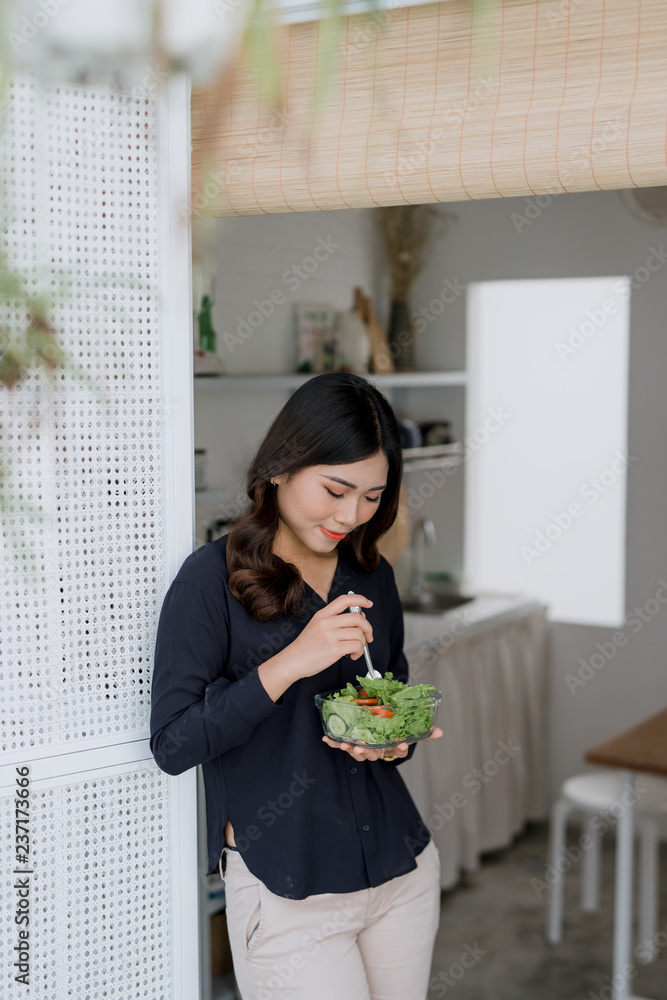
[149,533,429,899]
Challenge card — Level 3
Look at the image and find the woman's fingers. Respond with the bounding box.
[321,736,410,762]
[326,593,373,615]
[346,622,373,646]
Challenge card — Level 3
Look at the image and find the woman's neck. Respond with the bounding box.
[273,523,338,568]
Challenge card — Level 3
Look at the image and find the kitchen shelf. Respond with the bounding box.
[403,442,463,474]
[194,370,467,391]
[195,444,464,509]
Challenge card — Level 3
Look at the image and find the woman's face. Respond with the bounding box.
[273,451,390,556]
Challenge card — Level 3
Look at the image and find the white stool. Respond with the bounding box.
[547,771,667,963]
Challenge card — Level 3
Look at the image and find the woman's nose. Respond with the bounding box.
[334,496,358,528]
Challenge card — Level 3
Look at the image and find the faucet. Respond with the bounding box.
[409,518,438,606]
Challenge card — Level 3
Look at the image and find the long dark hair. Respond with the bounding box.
[226,372,403,621]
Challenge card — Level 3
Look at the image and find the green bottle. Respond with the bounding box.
[198,295,217,353]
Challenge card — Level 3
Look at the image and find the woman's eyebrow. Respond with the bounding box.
[323,475,387,491]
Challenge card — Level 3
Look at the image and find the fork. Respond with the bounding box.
[347,590,381,679]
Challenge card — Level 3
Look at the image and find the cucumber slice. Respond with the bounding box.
[346,727,374,743]
[327,714,348,737]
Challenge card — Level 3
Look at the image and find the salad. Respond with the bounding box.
[317,672,441,746]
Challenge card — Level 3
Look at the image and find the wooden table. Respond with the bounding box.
[585,708,667,1000]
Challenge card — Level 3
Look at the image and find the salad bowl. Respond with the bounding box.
[315,672,442,750]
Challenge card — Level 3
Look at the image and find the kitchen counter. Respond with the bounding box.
[399,594,550,889]
[402,591,548,653]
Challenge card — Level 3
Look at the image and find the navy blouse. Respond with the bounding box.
[149,534,430,900]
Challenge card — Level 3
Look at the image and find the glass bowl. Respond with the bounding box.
[314,687,442,750]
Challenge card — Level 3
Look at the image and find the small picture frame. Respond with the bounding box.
[294,303,339,373]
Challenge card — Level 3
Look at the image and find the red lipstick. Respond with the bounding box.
[320,526,346,540]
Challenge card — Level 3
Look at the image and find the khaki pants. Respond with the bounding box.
[220,839,441,1000]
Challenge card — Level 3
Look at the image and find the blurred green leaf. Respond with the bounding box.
[309,0,342,121]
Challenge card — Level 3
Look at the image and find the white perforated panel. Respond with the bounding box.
[0,767,172,999]
[0,74,165,751]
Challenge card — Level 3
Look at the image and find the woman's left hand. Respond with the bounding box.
[322,727,443,762]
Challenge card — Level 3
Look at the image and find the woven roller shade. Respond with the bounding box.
[191,0,667,216]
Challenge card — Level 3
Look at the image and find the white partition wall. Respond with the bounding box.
[465,277,631,628]
[0,73,198,998]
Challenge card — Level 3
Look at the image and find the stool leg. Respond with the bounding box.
[581,814,601,912]
[547,798,573,944]
[637,815,659,964]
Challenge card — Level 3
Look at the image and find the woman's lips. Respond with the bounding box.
[320,526,347,540]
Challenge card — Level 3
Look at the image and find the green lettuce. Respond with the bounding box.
[321,672,440,744]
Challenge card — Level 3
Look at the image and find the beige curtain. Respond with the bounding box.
[191,0,667,217]
[400,605,549,889]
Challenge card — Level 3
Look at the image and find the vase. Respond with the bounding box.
[386,300,415,372]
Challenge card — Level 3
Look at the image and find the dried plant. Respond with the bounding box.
[375,205,457,302]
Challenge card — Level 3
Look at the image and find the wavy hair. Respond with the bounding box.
[226,372,403,621]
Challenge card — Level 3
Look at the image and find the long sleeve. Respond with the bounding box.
[379,557,417,767]
[149,579,281,775]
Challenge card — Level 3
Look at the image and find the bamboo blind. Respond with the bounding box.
[191,0,667,216]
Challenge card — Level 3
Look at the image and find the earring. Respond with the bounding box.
[270,477,277,486]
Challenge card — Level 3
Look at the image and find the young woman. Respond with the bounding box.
[150,372,443,1000]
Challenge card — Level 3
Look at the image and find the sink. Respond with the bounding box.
[400,593,475,614]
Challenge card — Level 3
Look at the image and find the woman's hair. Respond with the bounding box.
[226,372,403,621]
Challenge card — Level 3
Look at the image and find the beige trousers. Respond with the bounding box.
[220,839,441,1000]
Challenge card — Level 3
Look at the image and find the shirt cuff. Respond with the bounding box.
[226,666,283,729]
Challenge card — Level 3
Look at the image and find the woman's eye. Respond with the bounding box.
[324,486,381,504]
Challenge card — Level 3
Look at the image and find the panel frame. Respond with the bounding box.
[156,70,199,1000]
[0,71,198,1000]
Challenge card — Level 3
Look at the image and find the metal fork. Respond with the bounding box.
[347,590,381,679]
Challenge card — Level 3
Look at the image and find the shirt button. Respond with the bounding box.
[350,767,357,774]
[362,824,370,832]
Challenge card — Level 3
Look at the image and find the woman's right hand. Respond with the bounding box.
[287,593,374,680]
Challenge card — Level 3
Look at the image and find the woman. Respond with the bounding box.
[150,372,443,1000]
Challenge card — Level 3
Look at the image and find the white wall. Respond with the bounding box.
[193,208,381,540]
[196,189,667,801]
[408,189,667,799]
